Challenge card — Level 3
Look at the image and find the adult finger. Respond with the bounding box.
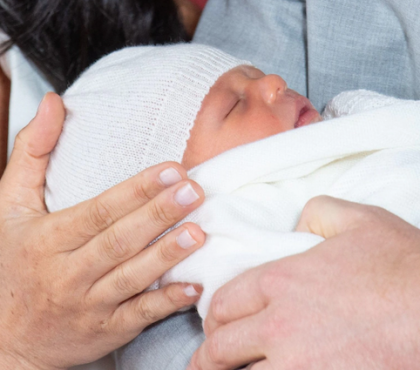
[0,93,64,214]
[295,195,378,239]
[89,222,205,305]
[188,314,265,370]
[204,264,269,336]
[45,162,189,250]
[110,283,203,338]
[71,180,204,282]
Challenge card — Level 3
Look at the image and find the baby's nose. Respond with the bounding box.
[258,74,288,104]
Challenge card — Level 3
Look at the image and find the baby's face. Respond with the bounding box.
[182,66,322,170]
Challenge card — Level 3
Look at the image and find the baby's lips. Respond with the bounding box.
[294,96,322,128]
[297,108,322,128]
[313,114,324,123]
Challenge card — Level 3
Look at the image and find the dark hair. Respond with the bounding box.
[0,0,188,94]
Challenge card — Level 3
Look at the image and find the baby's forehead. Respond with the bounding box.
[201,65,264,106]
[61,44,252,164]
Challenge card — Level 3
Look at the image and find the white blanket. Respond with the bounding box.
[160,90,420,319]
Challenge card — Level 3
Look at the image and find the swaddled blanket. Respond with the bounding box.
[160,90,420,319]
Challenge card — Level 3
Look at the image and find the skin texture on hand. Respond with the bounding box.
[188,196,420,370]
[0,93,206,370]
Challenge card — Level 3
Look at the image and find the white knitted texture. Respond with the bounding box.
[322,89,410,119]
[45,44,250,211]
[160,90,420,318]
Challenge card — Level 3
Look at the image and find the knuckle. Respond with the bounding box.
[90,318,110,336]
[259,268,278,289]
[14,129,27,150]
[113,265,140,296]
[24,234,51,264]
[349,204,382,227]
[299,201,313,223]
[148,200,177,228]
[37,282,72,314]
[261,308,292,346]
[301,195,328,217]
[132,178,155,204]
[165,285,188,308]
[263,310,284,338]
[80,312,111,336]
[87,198,116,232]
[81,290,96,308]
[102,226,131,261]
[209,291,226,323]
[155,238,179,265]
[206,332,225,366]
[259,264,290,294]
[14,128,41,160]
[136,297,160,323]
[261,320,285,348]
[189,353,201,370]
[97,317,112,334]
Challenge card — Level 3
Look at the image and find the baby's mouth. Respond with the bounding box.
[294,97,322,129]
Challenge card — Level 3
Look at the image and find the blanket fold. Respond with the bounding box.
[160,90,420,319]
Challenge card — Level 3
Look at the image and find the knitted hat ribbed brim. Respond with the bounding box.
[45,44,251,212]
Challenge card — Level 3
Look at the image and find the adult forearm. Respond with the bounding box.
[0,65,10,177]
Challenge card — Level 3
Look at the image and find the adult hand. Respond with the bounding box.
[0,93,206,370]
[189,196,420,369]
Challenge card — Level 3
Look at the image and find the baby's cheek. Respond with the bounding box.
[182,133,218,170]
[242,112,289,144]
[181,142,198,171]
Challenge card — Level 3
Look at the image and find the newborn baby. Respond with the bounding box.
[182,64,321,169]
[46,44,321,209]
[46,44,420,321]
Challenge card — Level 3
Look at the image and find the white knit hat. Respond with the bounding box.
[45,44,251,212]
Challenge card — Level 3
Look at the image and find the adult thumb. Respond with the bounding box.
[295,195,366,239]
[0,93,65,214]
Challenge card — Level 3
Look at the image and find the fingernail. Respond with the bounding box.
[184,285,200,297]
[159,168,182,187]
[177,229,197,249]
[175,183,200,206]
